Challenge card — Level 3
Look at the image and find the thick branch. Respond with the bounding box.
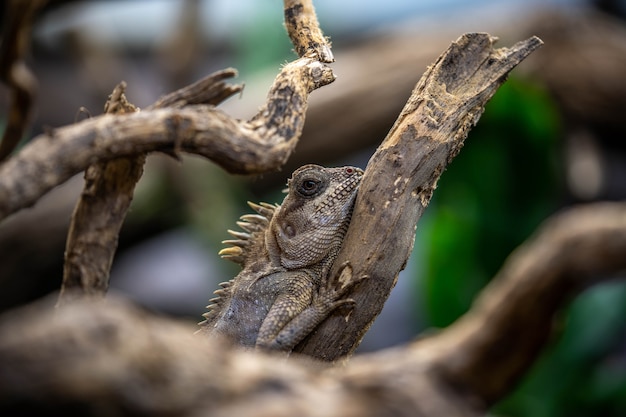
[0,59,334,221]
[0,203,624,416]
[296,33,544,359]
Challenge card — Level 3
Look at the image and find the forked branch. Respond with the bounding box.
[0,1,335,221]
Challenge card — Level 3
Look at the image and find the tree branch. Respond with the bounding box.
[56,69,247,305]
[284,0,334,62]
[147,68,243,110]
[0,58,334,221]
[296,33,544,359]
[0,0,336,222]
[0,203,624,416]
[57,82,144,306]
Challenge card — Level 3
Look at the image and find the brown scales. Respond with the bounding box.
[197,164,363,351]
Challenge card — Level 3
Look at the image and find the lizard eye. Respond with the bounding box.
[297,178,321,196]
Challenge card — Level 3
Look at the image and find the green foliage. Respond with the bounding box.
[417,76,626,416]
[420,77,562,327]
[231,5,294,77]
[495,280,626,417]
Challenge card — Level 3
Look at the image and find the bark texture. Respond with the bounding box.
[296,33,543,359]
[0,203,624,417]
[0,0,47,161]
[58,82,145,305]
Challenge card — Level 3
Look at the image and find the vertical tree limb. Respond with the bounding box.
[284,0,334,62]
[296,33,544,359]
[57,83,144,306]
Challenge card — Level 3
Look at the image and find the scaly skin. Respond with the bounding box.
[198,164,363,351]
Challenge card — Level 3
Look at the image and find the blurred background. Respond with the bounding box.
[1,0,625,415]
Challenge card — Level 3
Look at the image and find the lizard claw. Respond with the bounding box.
[332,261,368,296]
[315,261,367,316]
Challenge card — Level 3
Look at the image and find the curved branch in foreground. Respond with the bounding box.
[429,202,626,406]
[0,203,624,417]
[296,33,544,359]
[0,58,335,221]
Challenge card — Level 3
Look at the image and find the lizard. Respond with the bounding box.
[197,164,364,351]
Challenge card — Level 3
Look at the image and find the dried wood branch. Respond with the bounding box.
[147,68,243,110]
[0,58,334,221]
[296,33,544,359]
[0,0,335,222]
[0,203,624,417]
[0,0,47,161]
[57,68,247,306]
[57,82,144,306]
[284,0,334,62]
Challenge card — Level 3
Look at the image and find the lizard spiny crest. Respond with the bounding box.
[202,202,277,322]
[218,201,277,266]
[200,164,363,346]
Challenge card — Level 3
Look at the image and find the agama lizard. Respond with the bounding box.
[197,164,363,351]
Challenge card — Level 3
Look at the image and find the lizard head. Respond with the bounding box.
[267,164,364,270]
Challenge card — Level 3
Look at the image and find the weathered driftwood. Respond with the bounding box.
[0,0,335,221]
[57,69,247,306]
[1,203,625,417]
[296,33,543,359]
[0,57,333,220]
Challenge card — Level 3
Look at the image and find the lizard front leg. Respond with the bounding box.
[260,263,365,351]
[255,271,315,351]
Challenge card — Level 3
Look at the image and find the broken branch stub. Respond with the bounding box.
[57,82,144,307]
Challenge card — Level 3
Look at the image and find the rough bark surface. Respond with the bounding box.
[284,0,334,63]
[57,82,145,306]
[0,203,624,417]
[296,33,543,359]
